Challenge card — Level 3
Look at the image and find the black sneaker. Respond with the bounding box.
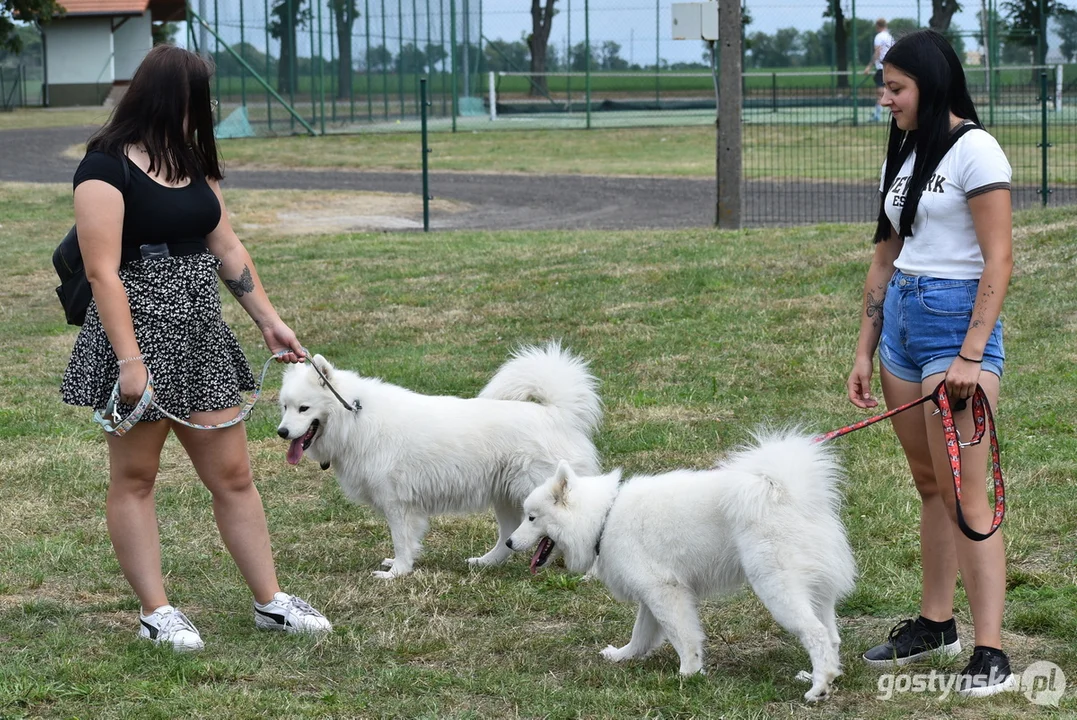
[957,646,1018,697]
[862,617,962,666]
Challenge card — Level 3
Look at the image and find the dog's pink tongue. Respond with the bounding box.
[529,548,541,575]
[287,438,304,465]
[529,537,550,575]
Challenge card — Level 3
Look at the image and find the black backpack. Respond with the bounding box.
[53,156,131,326]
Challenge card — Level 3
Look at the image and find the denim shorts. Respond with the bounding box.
[879,271,1005,383]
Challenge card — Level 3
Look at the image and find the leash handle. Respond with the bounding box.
[94,350,288,435]
[818,381,1005,542]
[933,382,1005,542]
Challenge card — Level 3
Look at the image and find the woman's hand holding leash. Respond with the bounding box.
[945,354,982,405]
[260,319,306,364]
[118,357,149,405]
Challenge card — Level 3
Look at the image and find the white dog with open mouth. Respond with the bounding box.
[506,430,856,702]
[276,342,602,579]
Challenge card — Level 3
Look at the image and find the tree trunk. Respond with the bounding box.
[929,0,962,32]
[278,20,295,94]
[834,3,848,89]
[528,0,557,97]
[333,2,357,100]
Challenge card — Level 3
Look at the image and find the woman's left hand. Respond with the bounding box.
[944,355,981,404]
[261,320,306,363]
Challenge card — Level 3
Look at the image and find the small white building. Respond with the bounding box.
[42,0,184,106]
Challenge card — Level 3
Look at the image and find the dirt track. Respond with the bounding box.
[2,125,1068,230]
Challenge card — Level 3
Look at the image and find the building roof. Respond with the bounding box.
[55,0,150,15]
[51,0,186,22]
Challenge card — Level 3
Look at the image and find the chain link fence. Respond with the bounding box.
[2,1,1074,223]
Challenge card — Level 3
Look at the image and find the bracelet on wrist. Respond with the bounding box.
[117,354,145,366]
[957,353,983,364]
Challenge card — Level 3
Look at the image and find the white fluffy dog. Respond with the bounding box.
[276,342,602,579]
[507,430,856,702]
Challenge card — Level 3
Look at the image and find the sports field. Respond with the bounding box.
[1,177,1074,717]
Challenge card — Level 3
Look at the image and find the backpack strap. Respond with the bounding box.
[945,121,980,154]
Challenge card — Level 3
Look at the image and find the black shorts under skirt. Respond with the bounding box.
[61,253,255,423]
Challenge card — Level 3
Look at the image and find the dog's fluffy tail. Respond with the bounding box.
[720,428,856,597]
[479,341,603,436]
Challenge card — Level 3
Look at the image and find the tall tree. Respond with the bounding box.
[329,0,358,99]
[2,0,60,53]
[1058,11,1077,60]
[1002,0,1074,64]
[929,0,962,31]
[270,0,310,94]
[823,0,848,88]
[527,0,556,97]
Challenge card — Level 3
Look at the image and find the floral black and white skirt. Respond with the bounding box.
[62,253,255,423]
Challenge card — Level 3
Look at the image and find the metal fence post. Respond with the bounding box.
[851,0,858,127]
[397,0,405,116]
[239,0,247,109]
[214,0,221,124]
[381,0,389,120]
[1039,71,1051,207]
[450,0,458,131]
[264,0,273,131]
[318,0,326,134]
[421,77,432,231]
[655,0,660,106]
[584,0,591,130]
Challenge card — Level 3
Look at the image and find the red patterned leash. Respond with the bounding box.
[816,381,1005,542]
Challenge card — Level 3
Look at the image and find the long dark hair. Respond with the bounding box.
[873,30,979,242]
[87,45,222,183]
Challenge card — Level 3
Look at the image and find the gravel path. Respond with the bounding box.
[3,125,1067,230]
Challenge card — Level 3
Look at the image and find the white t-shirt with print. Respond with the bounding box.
[874,30,894,69]
[879,128,1011,280]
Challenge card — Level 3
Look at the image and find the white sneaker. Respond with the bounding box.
[138,605,205,652]
[254,592,332,634]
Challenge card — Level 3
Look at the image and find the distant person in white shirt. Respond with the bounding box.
[864,18,895,121]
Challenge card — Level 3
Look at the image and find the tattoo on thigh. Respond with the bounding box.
[866,289,884,329]
[226,265,255,298]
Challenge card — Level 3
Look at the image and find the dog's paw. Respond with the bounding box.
[677,658,705,676]
[600,645,628,663]
[467,554,508,567]
[381,558,395,568]
[803,683,831,702]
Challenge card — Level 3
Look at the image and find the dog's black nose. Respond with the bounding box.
[505,539,514,550]
[277,428,289,439]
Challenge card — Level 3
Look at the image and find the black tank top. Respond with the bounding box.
[73,151,222,264]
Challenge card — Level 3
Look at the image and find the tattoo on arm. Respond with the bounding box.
[970,284,995,330]
[866,288,885,329]
[225,265,255,298]
[225,266,255,298]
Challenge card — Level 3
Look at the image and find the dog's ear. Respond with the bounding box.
[552,460,573,505]
[311,354,334,382]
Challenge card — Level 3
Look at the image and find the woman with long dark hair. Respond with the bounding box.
[62,45,331,650]
[846,30,1015,696]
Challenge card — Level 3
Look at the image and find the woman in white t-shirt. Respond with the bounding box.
[846,30,1015,697]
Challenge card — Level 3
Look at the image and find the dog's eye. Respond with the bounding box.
[528,515,535,522]
[299,405,309,413]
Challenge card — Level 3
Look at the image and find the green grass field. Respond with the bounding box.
[1,181,1075,718]
[207,123,1077,186]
